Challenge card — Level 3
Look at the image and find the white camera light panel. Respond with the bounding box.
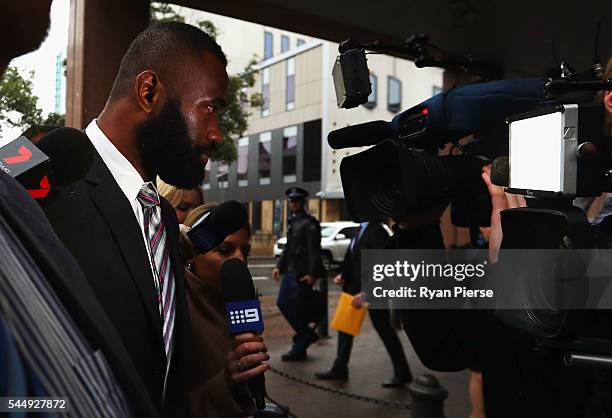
[510,112,564,192]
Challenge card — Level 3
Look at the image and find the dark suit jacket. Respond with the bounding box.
[341,222,389,295]
[40,129,192,417]
[0,171,157,417]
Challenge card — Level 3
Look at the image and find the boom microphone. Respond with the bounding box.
[187,200,248,254]
[220,258,266,409]
[327,120,392,149]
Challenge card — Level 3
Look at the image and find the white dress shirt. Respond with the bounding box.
[85,119,156,278]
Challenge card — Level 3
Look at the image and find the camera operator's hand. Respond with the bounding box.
[333,274,344,285]
[352,292,366,309]
[481,164,526,263]
[299,274,316,285]
[272,268,281,282]
[226,333,269,384]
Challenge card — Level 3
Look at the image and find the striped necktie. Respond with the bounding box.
[350,222,368,253]
[137,183,176,362]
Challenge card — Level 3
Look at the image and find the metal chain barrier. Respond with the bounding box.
[268,364,412,410]
[264,394,298,418]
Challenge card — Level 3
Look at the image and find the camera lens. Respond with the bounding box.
[370,170,404,215]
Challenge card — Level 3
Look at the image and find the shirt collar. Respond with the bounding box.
[86,119,147,203]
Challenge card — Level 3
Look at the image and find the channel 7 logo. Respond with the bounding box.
[226,300,264,334]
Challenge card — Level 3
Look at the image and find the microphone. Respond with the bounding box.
[0,135,54,199]
[0,128,95,200]
[490,156,509,187]
[327,120,392,149]
[220,258,266,409]
[187,200,248,254]
[36,127,94,187]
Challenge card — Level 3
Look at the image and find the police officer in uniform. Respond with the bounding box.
[272,187,324,361]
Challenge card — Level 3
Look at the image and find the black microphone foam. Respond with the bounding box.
[220,258,266,410]
[327,120,392,149]
[36,127,94,186]
[220,258,257,305]
[490,156,509,187]
[187,200,248,254]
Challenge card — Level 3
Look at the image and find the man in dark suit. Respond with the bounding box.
[315,221,413,386]
[41,23,229,417]
[0,1,156,417]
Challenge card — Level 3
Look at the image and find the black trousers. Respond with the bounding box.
[277,273,318,352]
[333,309,412,379]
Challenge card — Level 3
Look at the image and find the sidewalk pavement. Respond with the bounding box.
[259,295,471,418]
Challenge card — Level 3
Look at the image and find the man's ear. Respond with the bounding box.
[135,70,163,113]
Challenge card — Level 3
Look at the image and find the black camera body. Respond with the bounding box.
[332,77,547,226]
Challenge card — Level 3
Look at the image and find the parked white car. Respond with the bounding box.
[274,221,361,269]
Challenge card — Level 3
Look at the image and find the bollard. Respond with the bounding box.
[315,276,329,338]
[408,374,448,418]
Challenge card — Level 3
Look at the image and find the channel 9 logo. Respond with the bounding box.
[229,308,260,324]
[226,300,264,333]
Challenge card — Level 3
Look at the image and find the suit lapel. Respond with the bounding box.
[86,155,164,348]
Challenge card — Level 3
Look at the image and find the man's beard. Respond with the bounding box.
[137,98,209,189]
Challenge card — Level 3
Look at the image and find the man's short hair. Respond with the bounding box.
[108,22,227,103]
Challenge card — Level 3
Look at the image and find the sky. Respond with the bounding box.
[1,0,69,143]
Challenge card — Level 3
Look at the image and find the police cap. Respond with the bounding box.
[286,187,309,200]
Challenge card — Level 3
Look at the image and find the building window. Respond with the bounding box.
[237,137,248,187]
[297,38,305,47]
[286,57,295,111]
[262,68,270,117]
[258,132,272,185]
[282,126,297,183]
[264,31,273,60]
[281,35,290,53]
[273,199,284,238]
[252,201,262,233]
[363,73,377,109]
[388,76,401,113]
[432,85,443,95]
[303,119,322,182]
[217,162,228,189]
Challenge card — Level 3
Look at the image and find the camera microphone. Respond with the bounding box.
[327,120,392,149]
[220,258,266,409]
[187,200,248,254]
[490,156,509,187]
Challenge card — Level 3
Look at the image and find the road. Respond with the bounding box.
[248,257,341,296]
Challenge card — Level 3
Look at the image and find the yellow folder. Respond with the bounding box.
[330,292,368,336]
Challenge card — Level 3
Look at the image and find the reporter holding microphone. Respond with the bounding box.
[180,203,269,417]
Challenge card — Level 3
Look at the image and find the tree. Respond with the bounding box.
[0,67,43,133]
[150,2,262,163]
